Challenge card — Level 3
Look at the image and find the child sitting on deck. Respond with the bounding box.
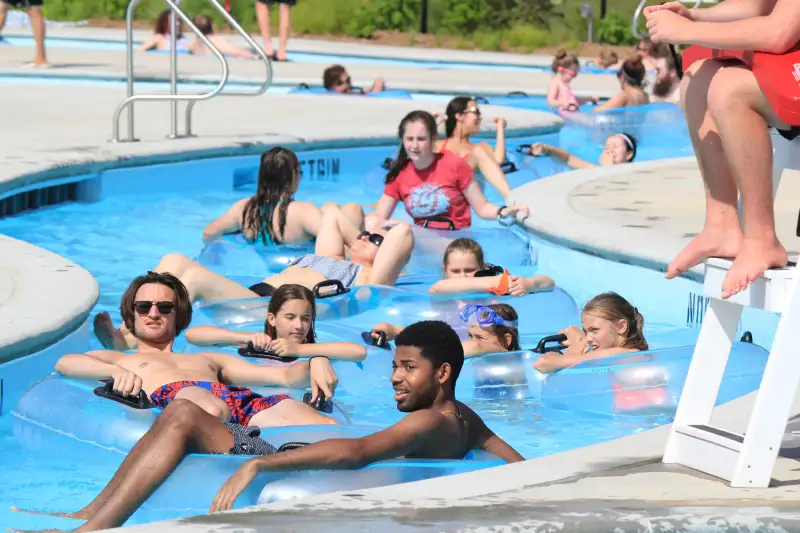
[644,0,800,297]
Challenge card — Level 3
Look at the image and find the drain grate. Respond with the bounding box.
[0,182,79,218]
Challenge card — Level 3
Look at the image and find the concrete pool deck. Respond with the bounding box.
[0,27,622,98]
[2,33,800,533]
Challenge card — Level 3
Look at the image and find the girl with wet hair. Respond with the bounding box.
[203,147,345,246]
[373,110,529,231]
[431,96,514,198]
[534,291,648,374]
[430,238,554,296]
[593,57,649,111]
[138,10,188,52]
[184,283,366,362]
[371,303,521,359]
[523,132,638,169]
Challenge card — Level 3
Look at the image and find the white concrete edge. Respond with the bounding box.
[509,156,706,281]
[0,234,98,362]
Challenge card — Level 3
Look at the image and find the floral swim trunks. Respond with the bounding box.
[149,380,290,426]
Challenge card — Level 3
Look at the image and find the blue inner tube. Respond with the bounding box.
[289,86,413,99]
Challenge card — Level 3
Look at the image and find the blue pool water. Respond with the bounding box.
[0,117,697,529]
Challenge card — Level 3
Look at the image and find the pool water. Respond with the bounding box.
[0,120,694,529]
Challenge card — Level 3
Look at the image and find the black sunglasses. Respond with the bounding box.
[357,230,384,247]
[134,300,176,315]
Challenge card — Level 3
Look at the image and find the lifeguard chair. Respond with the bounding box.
[661,44,800,487]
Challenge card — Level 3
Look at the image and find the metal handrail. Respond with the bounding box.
[632,0,705,39]
[111,0,230,142]
[184,0,273,137]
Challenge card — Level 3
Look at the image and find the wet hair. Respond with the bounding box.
[611,132,638,162]
[582,292,648,351]
[443,238,485,269]
[264,284,316,344]
[486,304,521,351]
[323,65,347,90]
[193,14,213,36]
[155,10,183,37]
[618,57,646,87]
[444,96,472,138]
[120,271,192,337]
[598,50,618,68]
[551,49,579,73]
[385,110,438,185]
[242,147,299,245]
[395,320,465,389]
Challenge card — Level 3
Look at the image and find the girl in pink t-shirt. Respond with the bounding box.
[371,110,528,231]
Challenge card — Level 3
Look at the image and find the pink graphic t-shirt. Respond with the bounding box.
[384,151,474,230]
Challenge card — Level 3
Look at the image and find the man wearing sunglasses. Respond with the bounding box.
[322,64,385,94]
[36,271,339,530]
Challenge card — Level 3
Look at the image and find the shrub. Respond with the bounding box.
[597,10,637,45]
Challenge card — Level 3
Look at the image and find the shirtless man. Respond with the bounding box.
[211,320,525,512]
[14,271,338,531]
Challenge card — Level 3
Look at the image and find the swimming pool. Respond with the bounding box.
[0,118,736,530]
[0,34,598,74]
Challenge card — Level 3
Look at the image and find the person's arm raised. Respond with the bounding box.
[202,199,246,243]
[210,410,443,512]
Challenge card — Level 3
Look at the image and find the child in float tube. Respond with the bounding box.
[184,283,366,363]
[202,147,346,246]
[519,132,638,170]
[371,303,521,359]
[368,110,529,233]
[534,292,649,374]
[427,238,554,297]
[547,50,600,112]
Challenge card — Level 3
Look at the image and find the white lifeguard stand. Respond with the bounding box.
[663,131,800,487]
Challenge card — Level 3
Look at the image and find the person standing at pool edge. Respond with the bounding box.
[256,0,293,61]
[644,0,800,297]
[0,0,47,67]
[210,320,525,512]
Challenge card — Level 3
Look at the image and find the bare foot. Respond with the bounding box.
[666,226,743,279]
[92,312,132,350]
[8,529,67,533]
[721,238,788,299]
[10,506,74,519]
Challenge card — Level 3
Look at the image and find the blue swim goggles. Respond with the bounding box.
[459,304,518,328]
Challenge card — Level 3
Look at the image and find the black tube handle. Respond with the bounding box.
[533,333,568,354]
[93,380,153,409]
[500,160,518,174]
[313,279,348,299]
[421,216,456,230]
[507,91,528,98]
[362,330,389,349]
[515,144,532,155]
[237,342,298,362]
[302,392,333,413]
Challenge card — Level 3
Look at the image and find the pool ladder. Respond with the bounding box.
[111,0,273,142]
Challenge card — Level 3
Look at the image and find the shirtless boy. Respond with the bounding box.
[211,320,525,512]
[14,271,337,531]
